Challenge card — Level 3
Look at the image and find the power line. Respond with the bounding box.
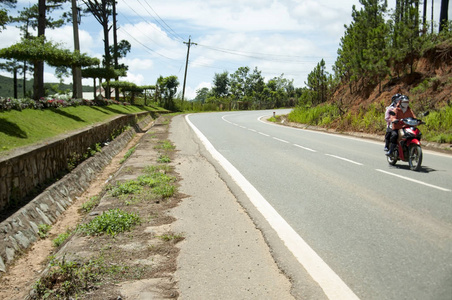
[138,0,185,42]
[118,26,177,61]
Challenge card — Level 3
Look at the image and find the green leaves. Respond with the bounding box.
[0,37,100,67]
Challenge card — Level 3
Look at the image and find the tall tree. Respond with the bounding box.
[82,0,113,98]
[391,0,422,74]
[212,71,229,98]
[229,66,251,102]
[0,61,21,98]
[0,0,16,31]
[439,0,449,32]
[33,0,67,100]
[156,75,179,110]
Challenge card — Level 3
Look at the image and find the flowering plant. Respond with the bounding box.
[0,96,131,112]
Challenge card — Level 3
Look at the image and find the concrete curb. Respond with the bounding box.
[0,115,154,273]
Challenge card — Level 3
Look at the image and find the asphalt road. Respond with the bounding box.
[185,109,452,300]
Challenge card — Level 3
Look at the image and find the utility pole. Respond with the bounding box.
[182,36,197,104]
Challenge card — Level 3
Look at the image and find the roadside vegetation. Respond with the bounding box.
[286,103,452,144]
[29,119,182,299]
[0,103,163,154]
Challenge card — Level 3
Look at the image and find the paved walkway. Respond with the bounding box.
[170,115,295,299]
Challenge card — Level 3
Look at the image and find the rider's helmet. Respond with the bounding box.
[391,93,401,106]
[398,95,410,109]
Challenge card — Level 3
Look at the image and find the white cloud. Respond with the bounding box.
[3,0,451,99]
[0,26,22,48]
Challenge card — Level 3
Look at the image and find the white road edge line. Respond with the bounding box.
[294,144,317,152]
[376,169,451,192]
[273,137,289,143]
[325,154,363,166]
[186,114,360,300]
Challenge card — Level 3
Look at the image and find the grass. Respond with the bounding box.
[52,230,72,247]
[157,154,171,163]
[0,104,158,154]
[32,254,132,299]
[80,196,101,213]
[288,104,339,126]
[287,103,452,145]
[78,208,141,236]
[120,146,137,164]
[154,140,176,150]
[37,224,52,239]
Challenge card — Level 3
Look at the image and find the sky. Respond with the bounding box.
[0,0,450,100]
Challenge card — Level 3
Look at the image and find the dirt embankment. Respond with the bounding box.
[331,43,452,115]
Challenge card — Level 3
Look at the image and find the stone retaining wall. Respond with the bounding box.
[0,112,154,211]
[0,113,155,273]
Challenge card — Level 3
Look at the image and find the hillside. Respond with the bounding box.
[331,42,452,115]
[0,74,93,98]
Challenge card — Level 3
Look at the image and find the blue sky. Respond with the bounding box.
[1,0,449,99]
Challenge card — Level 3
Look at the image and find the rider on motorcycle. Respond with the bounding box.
[384,93,401,151]
[386,95,416,156]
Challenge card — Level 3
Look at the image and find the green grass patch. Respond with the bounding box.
[157,154,171,163]
[157,232,184,242]
[110,180,143,197]
[78,209,141,236]
[52,230,72,247]
[80,196,101,213]
[0,105,155,154]
[120,146,137,164]
[154,140,175,150]
[288,104,339,126]
[108,165,177,201]
[423,105,452,143]
[38,224,52,239]
[32,255,132,299]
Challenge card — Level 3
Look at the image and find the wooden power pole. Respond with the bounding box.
[182,36,197,104]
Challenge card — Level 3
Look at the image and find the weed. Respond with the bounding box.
[153,185,176,198]
[110,180,143,196]
[154,140,175,150]
[81,196,100,213]
[120,146,136,164]
[157,154,171,163]
[52,230,72,247]
[31,255,128,299]
[78,209,141,236]
[157,232,184,243]
[145,164,171,173]
[38,224,52,239]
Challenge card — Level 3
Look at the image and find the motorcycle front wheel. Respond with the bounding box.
[408,144,423,171]
[387,150,398,166]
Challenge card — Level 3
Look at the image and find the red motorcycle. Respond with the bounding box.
[386,112,427,171]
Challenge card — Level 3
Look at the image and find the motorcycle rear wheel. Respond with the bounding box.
[408,144,422,171]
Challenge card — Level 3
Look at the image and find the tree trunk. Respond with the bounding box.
[34,0,46,100]
[102,1,111,99]
[72,0,82,99]
[13,67,17,99]
[439,0,449,32]
[422,0,427,34]
[23,62,27,98]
